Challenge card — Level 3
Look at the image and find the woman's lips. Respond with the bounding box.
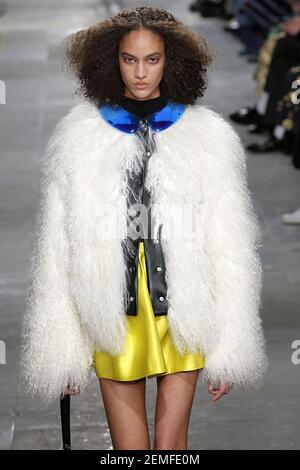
[135,83,148,88]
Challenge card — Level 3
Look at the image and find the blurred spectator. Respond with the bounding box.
[189,0,230,18]
[247,65,300,152]
[253,27,285,96]
[230,1,300,152]
[234,0,292,61]
[190,0,300,224]
[190,0,293,60]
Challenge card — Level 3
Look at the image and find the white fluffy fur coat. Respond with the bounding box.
[20,99,268,405]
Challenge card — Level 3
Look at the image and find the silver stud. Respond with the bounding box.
[130,296,135,301]
[159,296,164,302]
[156,266,162,272]
[154,239,159,244]
[146,151,151,157]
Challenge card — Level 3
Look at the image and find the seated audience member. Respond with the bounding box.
[247,65,300,152]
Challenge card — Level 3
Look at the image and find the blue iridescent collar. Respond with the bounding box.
[98,100,186,134]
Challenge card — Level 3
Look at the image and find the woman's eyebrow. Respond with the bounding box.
[121,51,161,58]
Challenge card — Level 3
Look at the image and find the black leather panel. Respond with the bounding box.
[123,119,169,316]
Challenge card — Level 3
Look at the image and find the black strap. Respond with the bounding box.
[60,395,71,450]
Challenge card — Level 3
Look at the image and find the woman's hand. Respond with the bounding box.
[61,382,80,398]
[208,380,231,402]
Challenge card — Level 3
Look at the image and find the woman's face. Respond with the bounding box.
[118,27,166,100]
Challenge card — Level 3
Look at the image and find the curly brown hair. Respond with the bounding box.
[62,5,215,107]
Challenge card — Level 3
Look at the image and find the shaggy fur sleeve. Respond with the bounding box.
[20,118,94,406]
[201,120,269,391]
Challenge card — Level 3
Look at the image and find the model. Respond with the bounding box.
[20,6,269,450]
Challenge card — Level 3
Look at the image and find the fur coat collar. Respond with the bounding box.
[21,99,268,405]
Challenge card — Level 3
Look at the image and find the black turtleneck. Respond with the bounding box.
[120,86,169,118]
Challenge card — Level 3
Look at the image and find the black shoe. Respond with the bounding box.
[247,122,270,134]
[247,133,294,154]
[223,13,234,21]
[199,2,226,18]
[189,0,204,12]
[229,107,261,125]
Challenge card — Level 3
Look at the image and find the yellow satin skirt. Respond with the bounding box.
[93,241,205,381]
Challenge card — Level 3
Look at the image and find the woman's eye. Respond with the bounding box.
[124,57,158,64]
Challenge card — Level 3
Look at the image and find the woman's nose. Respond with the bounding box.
[135,63,147,78]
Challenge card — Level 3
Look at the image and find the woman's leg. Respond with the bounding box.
[99,377,150,450]
[153,369,200,450]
